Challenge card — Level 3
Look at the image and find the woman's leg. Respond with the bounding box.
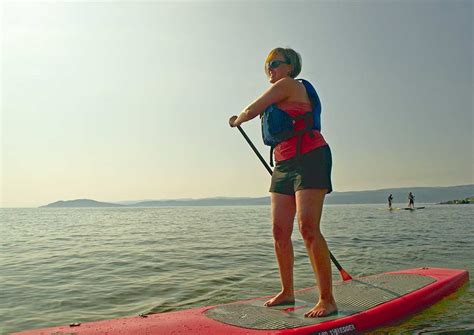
[264,192,297,306]
[296,189,337,317]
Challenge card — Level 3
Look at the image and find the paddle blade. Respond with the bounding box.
[340,269,353,281]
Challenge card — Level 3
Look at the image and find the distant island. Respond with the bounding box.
[41,197,269,208]
[41,199,125,208]
[439,196,473,205]
[40,184,474,208]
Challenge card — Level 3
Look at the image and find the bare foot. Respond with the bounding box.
[264,291,295,307]
[304,299,337,317]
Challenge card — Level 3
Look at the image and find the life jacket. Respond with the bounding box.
[261,79,322,166]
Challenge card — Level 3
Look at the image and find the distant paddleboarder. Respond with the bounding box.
[229,47,336,317]
[408,192,415,209]
[388,194,393,209]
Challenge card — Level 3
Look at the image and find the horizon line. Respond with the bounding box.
[1,183,472,209]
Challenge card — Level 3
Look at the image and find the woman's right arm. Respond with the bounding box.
[229,77,295,127]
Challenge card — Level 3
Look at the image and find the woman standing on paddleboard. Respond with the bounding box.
[229,48,336,317]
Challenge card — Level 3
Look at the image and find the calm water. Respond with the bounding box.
[1,204,473,334]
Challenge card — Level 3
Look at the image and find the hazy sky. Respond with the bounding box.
[1,1,473,207]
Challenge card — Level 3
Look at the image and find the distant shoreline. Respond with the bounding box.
[438,196,473,205]
[38,185,474,208]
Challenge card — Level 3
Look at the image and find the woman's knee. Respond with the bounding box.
[297,215,321,243]
[272,223,292,244]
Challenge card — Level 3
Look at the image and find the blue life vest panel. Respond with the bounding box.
[261,79,322,147]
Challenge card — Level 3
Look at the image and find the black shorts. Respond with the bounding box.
[269,145,333,195]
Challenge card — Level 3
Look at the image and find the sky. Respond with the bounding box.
[1,0,473,208]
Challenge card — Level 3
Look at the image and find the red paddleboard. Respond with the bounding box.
[14,267,468,335]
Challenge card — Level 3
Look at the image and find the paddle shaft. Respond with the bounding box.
[237,126,273,175]
[236,125,352,281]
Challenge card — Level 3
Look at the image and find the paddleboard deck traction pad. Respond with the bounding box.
[205,272,436,330]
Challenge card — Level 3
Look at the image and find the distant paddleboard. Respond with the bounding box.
[404,207,426,210]
[15,267,468,335]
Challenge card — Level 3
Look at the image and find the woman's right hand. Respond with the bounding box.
[229,115,238,127]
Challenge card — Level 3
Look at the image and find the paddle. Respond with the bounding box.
[236,125,352,281]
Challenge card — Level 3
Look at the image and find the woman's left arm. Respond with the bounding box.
[229,78,294,127]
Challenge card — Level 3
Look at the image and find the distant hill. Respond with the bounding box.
[41,197,269,208]
[41,199,125,208]
[40,185,473,208]
[133,197,270,207]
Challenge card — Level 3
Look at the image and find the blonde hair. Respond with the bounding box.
[264,48,302,78]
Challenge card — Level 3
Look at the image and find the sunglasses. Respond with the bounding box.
[268,59,290,69]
